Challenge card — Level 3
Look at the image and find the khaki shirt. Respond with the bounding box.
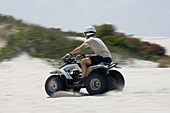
[82,37,112,58]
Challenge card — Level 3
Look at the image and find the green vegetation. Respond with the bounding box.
[96,24,141,54]
[101,36,141,52]
[0,14,21,24]
[96,24,168,62]
[0,27,83,61]
[0,14,83,61]
[0,14,169,67]
[96,24,116,38]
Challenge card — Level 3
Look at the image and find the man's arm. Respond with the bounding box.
[65,45,87,58]
[71,45,87,55]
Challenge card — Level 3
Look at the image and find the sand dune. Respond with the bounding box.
[0,36,170,113]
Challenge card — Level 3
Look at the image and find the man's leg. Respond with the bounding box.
[81,57,91,79]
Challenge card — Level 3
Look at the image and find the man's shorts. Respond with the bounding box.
[89,56,112,65]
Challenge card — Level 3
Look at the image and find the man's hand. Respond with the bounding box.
[65,53,71,58]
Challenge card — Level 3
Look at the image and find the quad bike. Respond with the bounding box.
[45,54,125,96]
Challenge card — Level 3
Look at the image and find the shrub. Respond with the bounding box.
[96,24,116,38]
[101,36,118,45]
[139,50,151,60]
[139,41,166,57]
[125,38,141,52]
[0,27,82,61]
[101,36,141,53]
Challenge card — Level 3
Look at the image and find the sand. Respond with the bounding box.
[0,36,170,113]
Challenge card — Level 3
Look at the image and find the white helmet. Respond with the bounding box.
[84,26,96,36]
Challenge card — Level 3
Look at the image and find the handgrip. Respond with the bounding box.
[81,54,85,58]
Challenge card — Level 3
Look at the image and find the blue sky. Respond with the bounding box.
[0,0,170,37]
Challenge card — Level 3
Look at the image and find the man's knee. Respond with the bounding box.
[81,58,87,64]
[81,58,91,65]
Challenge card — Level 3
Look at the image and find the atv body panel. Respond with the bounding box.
[50,63,81,79]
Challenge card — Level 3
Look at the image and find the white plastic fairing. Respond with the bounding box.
[50,64,81,79]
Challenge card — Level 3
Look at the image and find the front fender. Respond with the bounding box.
[50,69,73,79]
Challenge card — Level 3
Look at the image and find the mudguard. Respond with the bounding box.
[84,63,121,77]
[84,64,110,77]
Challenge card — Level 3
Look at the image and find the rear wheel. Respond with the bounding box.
[86,71,109,95]
[45,75,65,96]
[108,70,125,91]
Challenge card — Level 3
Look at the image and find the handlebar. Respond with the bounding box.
[61,55,67,60]
[61,54,85,64]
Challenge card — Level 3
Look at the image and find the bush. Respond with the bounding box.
[101,36,141,53]
[0,14,15,22]
[125,38,141,52]
[139,42,166,57]
[101,36,117,45]
[139,50,151,60]
[96,24,116,38]
[101,36,126,47]
[0,27,82,61]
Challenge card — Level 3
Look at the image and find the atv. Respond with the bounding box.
[45,54,125,96]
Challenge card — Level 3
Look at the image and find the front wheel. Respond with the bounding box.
[86,71,109,95]
[45,75,65,96]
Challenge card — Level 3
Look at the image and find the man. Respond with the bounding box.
[65,26,112,84]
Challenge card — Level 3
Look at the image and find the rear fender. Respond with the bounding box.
[50,69,73,79]
[84,65,109,77]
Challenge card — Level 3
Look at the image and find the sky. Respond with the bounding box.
[0,0,170,37]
